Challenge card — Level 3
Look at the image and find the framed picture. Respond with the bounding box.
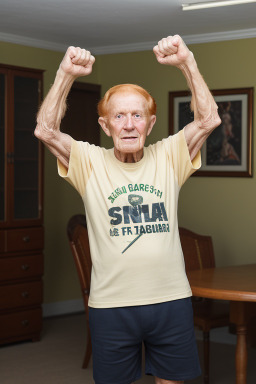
[169,88,253,177]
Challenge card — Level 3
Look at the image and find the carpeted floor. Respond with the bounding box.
[0,313,256,384]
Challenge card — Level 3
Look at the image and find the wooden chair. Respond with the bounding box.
[67,214,92,368]
[179,227,230,384]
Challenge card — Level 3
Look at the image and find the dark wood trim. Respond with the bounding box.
[7,71,14,226]
[72,81,101,94]
[0,63,44,75]
[38,77,44,223]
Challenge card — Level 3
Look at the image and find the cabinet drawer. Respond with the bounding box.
[0,254,43,282]
[0,231,4,253]
[0,281,43,310]
[6,227,44,252]
[0,308,42,341]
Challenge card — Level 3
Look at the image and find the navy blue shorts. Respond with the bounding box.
[89,298,201,384]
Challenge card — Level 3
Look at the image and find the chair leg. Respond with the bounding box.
[203,331,210,384]
[82,327,92,369]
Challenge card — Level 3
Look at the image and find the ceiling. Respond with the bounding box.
[1,0,256,54]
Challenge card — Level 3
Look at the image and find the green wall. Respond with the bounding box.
[1,38,256,305]
[99,39,256,270]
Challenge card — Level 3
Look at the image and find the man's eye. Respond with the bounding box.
[134,114,141,118]
[116,114,123,119]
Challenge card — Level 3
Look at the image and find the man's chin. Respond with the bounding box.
[118,140,145,152]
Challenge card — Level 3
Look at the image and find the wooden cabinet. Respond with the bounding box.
[0,64,44,345]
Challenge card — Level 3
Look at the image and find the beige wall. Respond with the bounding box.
[1,38,256,304]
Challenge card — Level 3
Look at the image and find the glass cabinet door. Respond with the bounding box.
[13,75,41,220]
[0,74,5,222]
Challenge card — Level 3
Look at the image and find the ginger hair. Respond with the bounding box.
[97,84,157,117]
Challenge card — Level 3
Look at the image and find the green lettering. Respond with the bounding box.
[108,196,114,204]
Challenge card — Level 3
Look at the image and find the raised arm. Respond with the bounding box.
[34,47,95,168]
[153,35,221,161]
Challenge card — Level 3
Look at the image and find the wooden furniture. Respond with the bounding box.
[188,264,256,384]
[0,64,44,345]
[67,214,92,368]
[179,227,230,384]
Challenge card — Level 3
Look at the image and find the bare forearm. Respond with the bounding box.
[35,68,75,139]
[178,54,220,130]
[34,46,95,168]
[154,35,221,160]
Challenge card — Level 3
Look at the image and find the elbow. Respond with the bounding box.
[34,124,43,141]
[200,111,221,133]
[213,112,221,128]
[34,122,56,145]
[211,114,222,130]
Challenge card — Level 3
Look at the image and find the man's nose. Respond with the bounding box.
[124,114,134,129]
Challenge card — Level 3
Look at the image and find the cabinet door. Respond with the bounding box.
[9,71,43,226]
[0,66,44,228]
[0,72,6,223]
[13,74,41,221]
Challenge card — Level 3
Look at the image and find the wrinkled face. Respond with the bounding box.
[99,92,156,161]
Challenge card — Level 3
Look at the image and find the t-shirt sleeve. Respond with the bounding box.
[57,138,92,197]
[164,129,201,187]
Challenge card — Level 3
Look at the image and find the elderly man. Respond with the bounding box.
[35,35,220,384]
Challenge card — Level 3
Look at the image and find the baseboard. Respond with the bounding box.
[43,299,84,318]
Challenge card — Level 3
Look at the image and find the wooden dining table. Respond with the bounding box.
[188,264,256,384]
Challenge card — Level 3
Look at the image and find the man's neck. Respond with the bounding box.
[114,148,144,163]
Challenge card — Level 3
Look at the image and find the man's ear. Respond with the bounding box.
[98,117,111,137]
[147,115,156,136]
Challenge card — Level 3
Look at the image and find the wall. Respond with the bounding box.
[99,38,256,268]
[1,38,255,307]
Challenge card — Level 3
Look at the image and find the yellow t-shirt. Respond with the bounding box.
[58,129,201,308]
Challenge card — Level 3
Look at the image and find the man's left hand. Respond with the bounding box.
[153,35,193,67]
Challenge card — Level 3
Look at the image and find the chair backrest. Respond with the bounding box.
[179,227,215,272]
[67,214,92,296]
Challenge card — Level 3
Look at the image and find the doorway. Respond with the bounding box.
[61,82,101,145]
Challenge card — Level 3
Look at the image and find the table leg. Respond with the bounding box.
[236,324,247,384]
[230,301,254,384]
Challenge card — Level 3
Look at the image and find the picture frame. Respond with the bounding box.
[169,88,253,177]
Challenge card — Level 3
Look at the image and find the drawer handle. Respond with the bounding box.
[22,291,29,298]
[22,320,29,327]
[21,264,30,271]
[23,236,30,243]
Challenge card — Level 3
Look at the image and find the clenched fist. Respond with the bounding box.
[153,35,193,67]
[60,46,95,78]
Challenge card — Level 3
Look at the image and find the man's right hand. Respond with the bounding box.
[60,46,95,78]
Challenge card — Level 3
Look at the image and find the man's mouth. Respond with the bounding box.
[121,136,138,141]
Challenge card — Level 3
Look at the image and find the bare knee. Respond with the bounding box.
[154,377,184,384]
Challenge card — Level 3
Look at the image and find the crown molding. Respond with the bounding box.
[0,32,69,52]
[1,27,256,55]
[185,27,256,45]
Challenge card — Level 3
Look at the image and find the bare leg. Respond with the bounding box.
[155,377,184,384]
